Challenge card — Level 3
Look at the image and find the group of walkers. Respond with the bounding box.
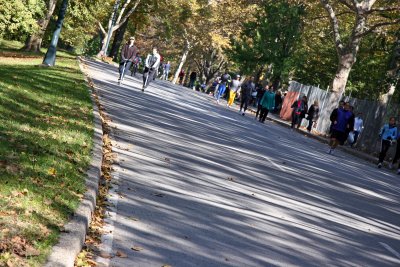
[115,37,400,174]
[117,37,170,92]
[209,74,400,174]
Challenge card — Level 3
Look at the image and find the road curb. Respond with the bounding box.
[44,58,103,267]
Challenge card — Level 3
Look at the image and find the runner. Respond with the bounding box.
[377,117,397,169]
[142,47,161,92]
[227,75,241,108]
[258,86,275,123]
[118,37,137,84]
[239,77,255,116]
[216,72,231,104]
[327,102,355,154]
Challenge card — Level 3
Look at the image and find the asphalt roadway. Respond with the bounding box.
[85,59,400,267]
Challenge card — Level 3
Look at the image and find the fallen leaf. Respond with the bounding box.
[152,193,165,197]
[47,167,57,176]
[128,217,139,221]
[131,246,143,252]
[116,250,128,258]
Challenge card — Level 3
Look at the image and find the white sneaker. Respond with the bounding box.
[216,99,220,104]
[378,163,382,169]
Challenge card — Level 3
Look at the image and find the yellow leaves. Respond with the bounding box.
[47,167,57,177]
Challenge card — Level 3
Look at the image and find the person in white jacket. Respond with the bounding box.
[351,112,364,147]
[142,47,161,92]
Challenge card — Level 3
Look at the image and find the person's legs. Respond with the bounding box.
[307,119,313,132]
[259,108,268,122]
[217,84,226,101]
[227,91,236,106]
[120,61,131,80]
[256,104,262,119]
[378,140,391,165]
[242,98,249,113]
[296,116,302,129]
[263,109,270,122]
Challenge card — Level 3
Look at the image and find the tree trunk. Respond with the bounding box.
[172,46,190,84]
[109,19,129,60]
[24,0,57,52]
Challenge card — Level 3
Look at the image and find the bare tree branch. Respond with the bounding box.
[367,6,400,14]
[320,0,344,53]
[357,19,400,37]
[98,21,106,35]
[112,0,141,32]
[116,0,132,26]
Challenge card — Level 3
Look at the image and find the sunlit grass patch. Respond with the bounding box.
[0,40,93,266]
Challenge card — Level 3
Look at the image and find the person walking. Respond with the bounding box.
[227,75,241,108]
[178,69,185,85]
[130,52,142,77]
[255,85,267,119]
[291,95,308,129]
[162,61,171,80]
[189,71,197,89]
[274,91,283,113]
[258,86,275,123]
[239,77,255,116]
[306,100,320,132]
[216,72,231,103]
[351,112,364,147]
[377,117,397,168]
[118,37,137,84]
[142,47,161,92]
[389,130,400,172]
[327,102,355,154]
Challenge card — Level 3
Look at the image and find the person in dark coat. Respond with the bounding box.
[306,100,320,132]
[239,77,255,116]
[189,71,197,89]
[274,91,282,113]
[328,102,355,154]
[291,95,308,129]
[118,37,137,84]
[255,85,268,119]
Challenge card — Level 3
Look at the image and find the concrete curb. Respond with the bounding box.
[44,58,103,267]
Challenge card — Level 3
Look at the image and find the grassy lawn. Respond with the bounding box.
[0,40,94,266]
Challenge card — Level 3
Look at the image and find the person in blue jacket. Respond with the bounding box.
[378,117,398,168]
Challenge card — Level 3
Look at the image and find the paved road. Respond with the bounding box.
[85,59,400,267]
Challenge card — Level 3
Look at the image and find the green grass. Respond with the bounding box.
[0,40,93,266]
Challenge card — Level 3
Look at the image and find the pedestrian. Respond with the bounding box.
[142,47,161,92]
[189,71,197,89]
[255,85,268,119]
[306,100,320,132]
[291,95,308,129]
[178,69,185,85]
[389,130,400,172]
[216,72,231,104]
[258,86,275,123]
[377,117,397,169]
[239,76,255,116]
[328,102,355,154]
[274,91,283,113]
[130,52,142,77]
[227,75,241,108]
[162,61,171,80]
[351,112,364,147]
[118,36,137,84]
